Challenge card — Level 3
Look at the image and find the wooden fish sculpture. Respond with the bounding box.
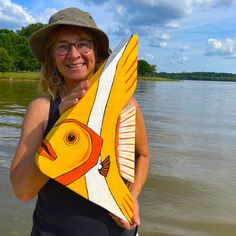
[35,35,138,223]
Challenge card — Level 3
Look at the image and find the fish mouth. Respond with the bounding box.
[38,140,57,161]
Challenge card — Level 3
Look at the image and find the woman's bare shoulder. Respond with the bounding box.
[28,96,50,107]
[26,97,50,114]
[23,97,50,129]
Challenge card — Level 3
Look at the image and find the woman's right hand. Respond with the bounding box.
[59,80,89,114]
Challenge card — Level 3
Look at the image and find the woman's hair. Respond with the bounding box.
[38,26,109,100]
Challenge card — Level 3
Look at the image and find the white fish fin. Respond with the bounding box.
[117,105,136,183]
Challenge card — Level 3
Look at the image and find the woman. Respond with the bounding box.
[10,7,150,236]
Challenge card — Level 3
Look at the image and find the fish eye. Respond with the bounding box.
[64,131,79,145]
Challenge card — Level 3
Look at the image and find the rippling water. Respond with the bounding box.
[1,80,236,236]
[136,80,236,236]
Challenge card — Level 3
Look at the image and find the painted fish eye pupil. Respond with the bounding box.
[64,131,78,145]
[68,134,75,142]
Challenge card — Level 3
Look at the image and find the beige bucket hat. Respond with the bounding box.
[29,7,109,63]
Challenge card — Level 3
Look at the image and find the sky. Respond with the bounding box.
[0,0,236,73]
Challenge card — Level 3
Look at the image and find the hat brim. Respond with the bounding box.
[29,21,109,63]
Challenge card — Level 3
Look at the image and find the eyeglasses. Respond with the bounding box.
[53,39,93,56]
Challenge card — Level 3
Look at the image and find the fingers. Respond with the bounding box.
[132,214,141,226]
[59,96,78,114]
[108,197,141,230]
[80,80,89,90]
[70,80,89,99]
[132,198,141,226]
[59,80,89,114]
[109,213,137,230]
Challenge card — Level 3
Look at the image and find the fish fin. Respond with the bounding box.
[98,156,110,177]
[117,105,136,183]
[114,34,138,97]
[121,193,134,223]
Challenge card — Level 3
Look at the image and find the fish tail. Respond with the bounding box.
[121,192,134,223]
[109,35,138,109]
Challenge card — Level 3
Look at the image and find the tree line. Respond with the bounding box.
[156,72,236,81]
[0,24,45,72]
[1,23,235,81]
[0,23,157,76]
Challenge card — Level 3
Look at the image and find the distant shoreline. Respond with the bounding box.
[0,72,175,82]
[156,71,236,82]
[138,76,177,81]
[1,71,235,82]
[0,72,39,80]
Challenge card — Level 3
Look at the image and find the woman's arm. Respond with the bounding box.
[10,81,90,201]
[129,97,150,198]
[10,98,50,201]
[110,97,150,229]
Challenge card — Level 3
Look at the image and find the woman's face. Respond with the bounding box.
[53,27,96,84]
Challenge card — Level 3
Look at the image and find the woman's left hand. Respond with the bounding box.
[109,196,141,230]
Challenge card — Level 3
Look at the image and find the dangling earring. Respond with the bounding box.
[50,73,61,86]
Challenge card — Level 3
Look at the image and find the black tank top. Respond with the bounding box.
[31,96,138,236]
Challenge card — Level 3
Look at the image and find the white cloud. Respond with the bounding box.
[0,1,58,29]
[190,0,236,9]
[114,0,192,26]
[171,56,188,64]
[159,41,168,47]
[145,29,170,47]
[179,45,190,52]
[165,20,180,28]
[80,0,236,33]
[36,8,58,24]
[142,53,154,61]
[170,49,189,64]
[206,37,236,58]
[115,4,127,15]
[105,0,236,50]
[0,0,35,28]
[177,56,188,63]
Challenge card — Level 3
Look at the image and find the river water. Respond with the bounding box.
[0,80,236,236]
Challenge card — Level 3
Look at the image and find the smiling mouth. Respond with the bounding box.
[67,63,85,68]
[38,140,57,161]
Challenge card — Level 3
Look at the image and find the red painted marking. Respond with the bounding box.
[119,124,135,128]
[125,56,137,75]
[122,39,138,68]
[123,195,133,215]
[120,114,135,125]
[118,136,135,141]
[125,66,137,84]
[118,156,135,162]
[120,164,134,170]
[126,76,137,93]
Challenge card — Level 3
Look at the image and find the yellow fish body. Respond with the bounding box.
[35,35,138,223]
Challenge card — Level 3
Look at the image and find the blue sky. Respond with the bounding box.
[1,0,236,73]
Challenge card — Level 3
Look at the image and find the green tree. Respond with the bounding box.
[16,23,44,71]
[0,29,17,59]
[17,23,45,38]
[138,59,156,76]
[15,35,38,71]
[0,47,13,73]
[0,24,43,72]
